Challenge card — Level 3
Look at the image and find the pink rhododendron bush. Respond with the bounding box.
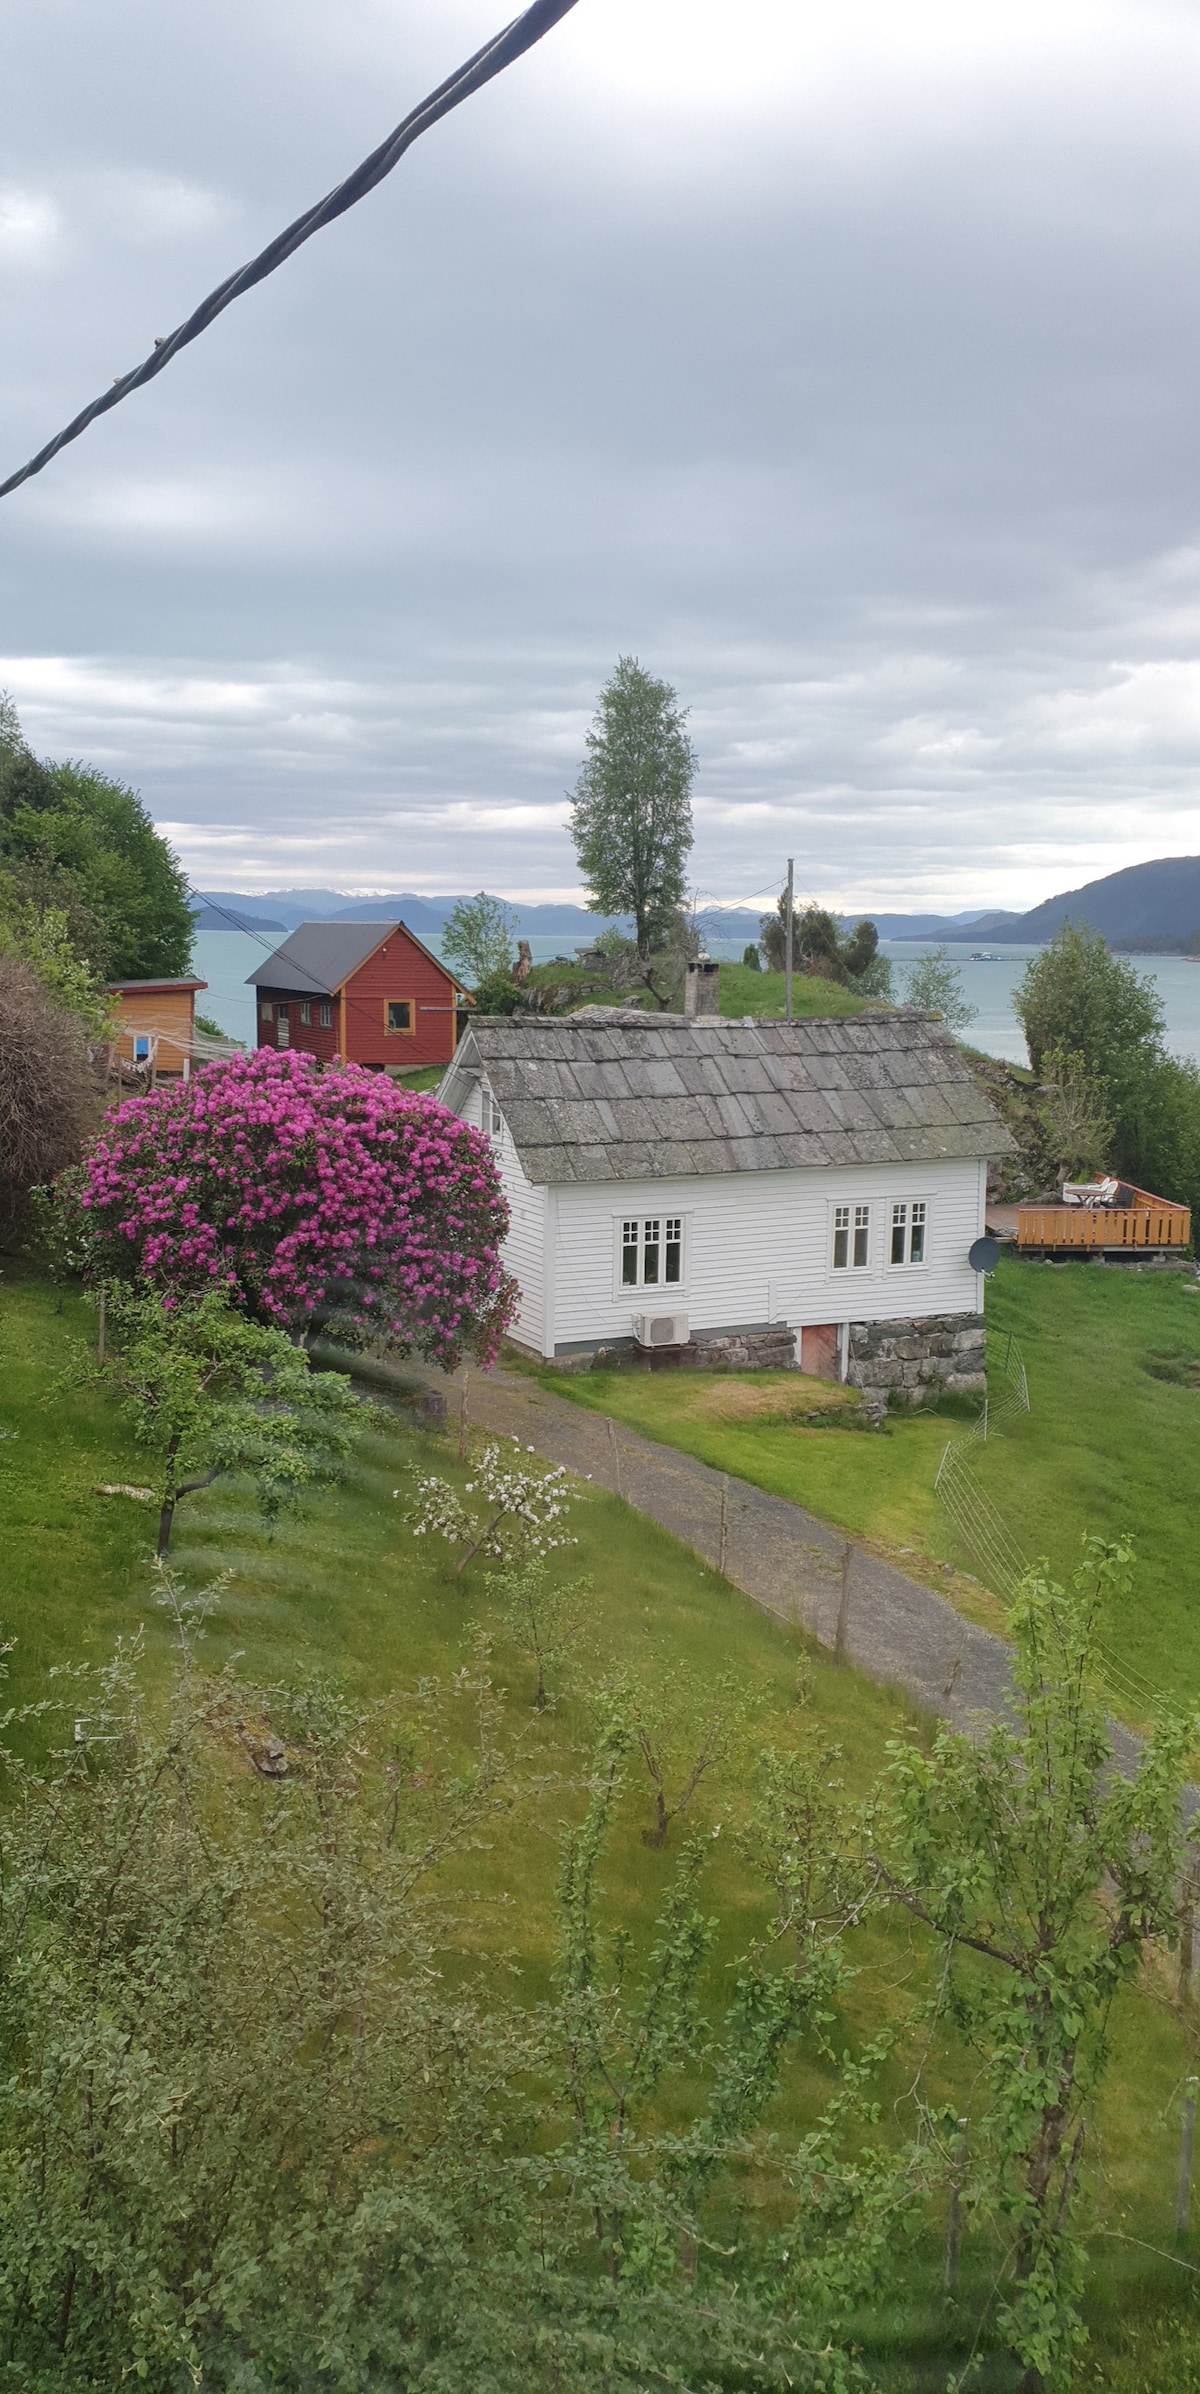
[81,1050,516,1366]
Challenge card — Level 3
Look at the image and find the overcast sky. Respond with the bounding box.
[3,0,1200,912]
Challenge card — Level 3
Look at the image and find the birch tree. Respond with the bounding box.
[569,657,696,960]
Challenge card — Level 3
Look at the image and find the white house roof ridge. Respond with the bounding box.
[445,1012,1017,1184]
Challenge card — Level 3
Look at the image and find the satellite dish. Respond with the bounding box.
[969,1235,1001,1274]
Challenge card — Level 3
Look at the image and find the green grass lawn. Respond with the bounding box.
[528,1256,1200,1720]
[395,1063,445,1091]
[0,1265,1196,2378]
[719,958,875,1018]
[480,959,875,1023]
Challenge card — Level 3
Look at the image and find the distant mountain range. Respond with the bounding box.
[189,890,1008,944]
[189,856,1200,953]
[190,891,634,940]
[888,856,1200,948]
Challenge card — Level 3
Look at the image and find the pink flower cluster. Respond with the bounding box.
[81,1050,517,1367]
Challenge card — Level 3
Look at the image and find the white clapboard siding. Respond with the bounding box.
[466,1087,546,1355]
[545,1157,986,1354]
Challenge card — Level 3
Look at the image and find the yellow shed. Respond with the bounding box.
[107,977,208,1082]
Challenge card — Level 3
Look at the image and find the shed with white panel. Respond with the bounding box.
[438,1011,1016,1399]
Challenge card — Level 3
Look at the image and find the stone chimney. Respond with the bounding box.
[683,956,720,1017]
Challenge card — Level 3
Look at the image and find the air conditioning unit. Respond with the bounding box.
[632,1309,689,1348]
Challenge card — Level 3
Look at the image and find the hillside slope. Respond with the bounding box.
[969,854,1200,947]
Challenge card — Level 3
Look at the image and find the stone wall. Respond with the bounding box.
[846,1312,986,1403]
[553,1321,797,1374]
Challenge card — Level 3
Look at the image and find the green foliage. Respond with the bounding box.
[469,966,521,1015]
[596,925,636,959]
[1120,1048,1200,1222]
[440,890,517,989]
[1014,924,1163,1089]
[544,1725,909,2371]
[0,1605,536,2391]
[1013,925,1200,1215]
[0,899,113,1034]
[759,900,889,995]
[849,949,895,1001]
[4,1271,1200,2378]
[596,1662,751,1846]
[570,657,696,957]
[0,1578,915,2393]
[742,940,762,969]
[0,958,104,1225]
[879,1538,1195,2391]
[490,1546,586,1709]
[103,1284,362,1553]
[23,1166,99,1291]
[0,698,193,980]
[1031,1044,1115,1185]
[902,944,977,1033]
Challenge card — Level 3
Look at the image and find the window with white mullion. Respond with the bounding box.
[889,1199,928,1266]
[831,1201,871,1270]
[620,1215,684,1289]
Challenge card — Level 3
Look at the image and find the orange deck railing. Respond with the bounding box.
[1016,1186,1191,1251]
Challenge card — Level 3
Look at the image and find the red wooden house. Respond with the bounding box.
[247,921,466,1070]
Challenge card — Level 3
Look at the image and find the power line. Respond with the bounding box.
[192,889,463,1058]
[0,0,581,502]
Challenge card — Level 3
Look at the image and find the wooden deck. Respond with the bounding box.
[1016,1185,1191,1254]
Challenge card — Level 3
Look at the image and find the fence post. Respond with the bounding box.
[718,1476,729,1577]
[608,1414,622,1500]
[1176,2077,1198,2239]
[1180,1855,1199,2004]
[458,1372,469,1462]
[835,1542,851,1661]
[944,2117,969,2294]
[97,1281,106,1365]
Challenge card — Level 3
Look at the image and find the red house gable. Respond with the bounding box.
[248,920,465,1070]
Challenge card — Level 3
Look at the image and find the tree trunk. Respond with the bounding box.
[157,1432,181,1556]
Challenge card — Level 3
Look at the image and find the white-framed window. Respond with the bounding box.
[259,1002,274,1022]
[480,1089,503,1137]
[619,1214,683,1289]
[319,1002,332,1028]
[300,1000,311,1026]
[889,1200,928,1266]
[831,1202,870,1270]
[276,1005,290,1049]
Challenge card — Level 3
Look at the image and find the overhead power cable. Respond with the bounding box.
[0,0,581,502]
[191,890,464,1056]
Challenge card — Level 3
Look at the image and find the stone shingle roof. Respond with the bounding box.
[443,1011,1017,1185]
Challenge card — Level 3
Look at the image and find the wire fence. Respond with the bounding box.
[934,1332,1164,1721]
[934,1332,1031,1601]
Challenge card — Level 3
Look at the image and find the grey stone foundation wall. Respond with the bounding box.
[846,1312,986,1403]
[552,1322,798,1374]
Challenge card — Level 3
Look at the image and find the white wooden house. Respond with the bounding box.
[439,1011,1016,1398]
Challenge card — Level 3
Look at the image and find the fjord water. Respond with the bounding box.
[191,928,1200,1070]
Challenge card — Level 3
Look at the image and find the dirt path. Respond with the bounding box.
[448,1364,1026,1737]
[379,1357,1151,1786]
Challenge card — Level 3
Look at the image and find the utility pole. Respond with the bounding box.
[784,855,794,1022]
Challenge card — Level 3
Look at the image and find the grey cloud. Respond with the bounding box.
[3,0,1200,912]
